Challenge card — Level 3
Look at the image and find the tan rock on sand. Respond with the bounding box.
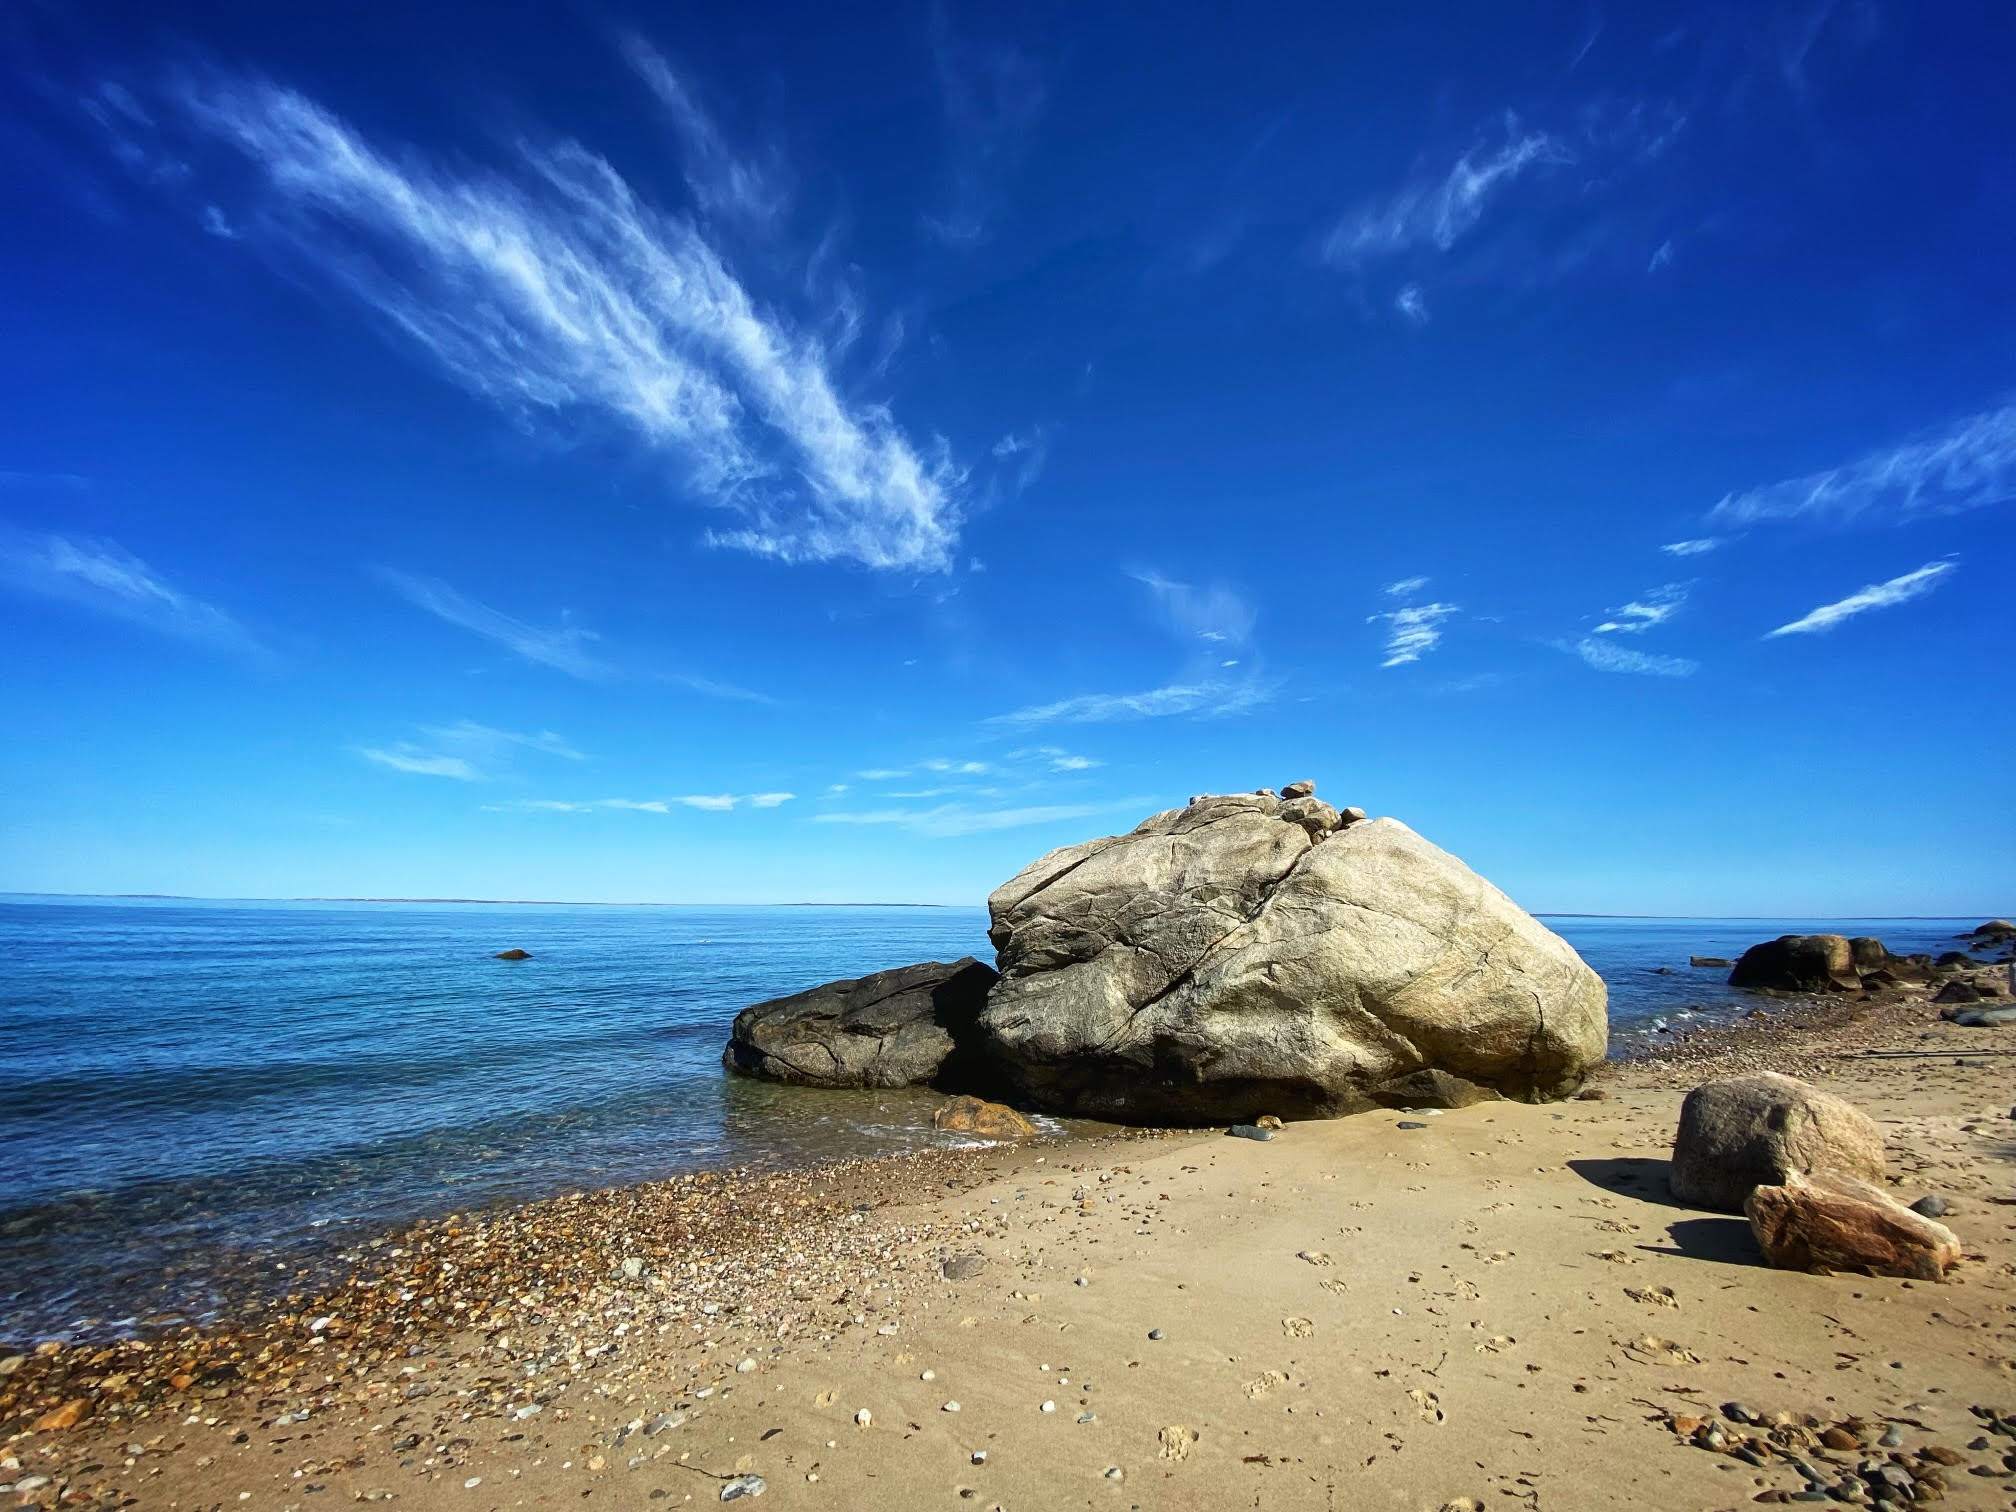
[1669,1071,1886,1212]
[931,1094,1036,1140]
[1746,1168,1962,1280]
[979,789,1607,1122]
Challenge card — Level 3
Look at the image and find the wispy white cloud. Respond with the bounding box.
[376,569,608,679]
[1566,637,1697,677]
[420,720,585,761]
[359,746,480,780]
[1394,283,1429,324]
[0,526,263,657]
[1324,117,1564,264]
[1661,536,1726,557]
[1710,406,2016,528]
[1130,569,1256,647]
[991,426,1052,493]
[1765,559,1956,638]
[813,801,1118,838]
[1594,582,1687,634]
[1050,753,1100,771]
[176,75,961,570]
[494,792,788,814]
[1369,601,1459,667]
[358,720,582,781]
[988,681,1268,726]
[990,570,1271,726]
[1384,574,1430,597]
[620,36,787,228]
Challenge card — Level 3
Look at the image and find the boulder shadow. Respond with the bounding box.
[1641,1217,1762,1269]
[1567,1156,1691,1209]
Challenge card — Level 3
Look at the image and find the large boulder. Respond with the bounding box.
[1746,1169,1961,1280]
[723,958,997,1089]
[972,789,1606,1123]
[1727,934,1861,992]
[1669,1072,1886,1212]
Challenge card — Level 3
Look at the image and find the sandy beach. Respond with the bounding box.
[6,978,2015,1512]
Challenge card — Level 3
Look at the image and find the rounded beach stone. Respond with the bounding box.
[1670,1072,1886,1213]
[931,1094,1036,1140]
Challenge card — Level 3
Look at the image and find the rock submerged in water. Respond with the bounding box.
[1727,933,1931,993]
[1669,1072,1886,1213]
[494,948,533,960]
[722,958,997,1089]
[931,1094,1035,1140]
[973,789,1606,1123]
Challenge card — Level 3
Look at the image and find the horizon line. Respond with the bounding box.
[0,891,1998,921]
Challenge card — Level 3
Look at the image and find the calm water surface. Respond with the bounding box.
[0,897,1984,1340]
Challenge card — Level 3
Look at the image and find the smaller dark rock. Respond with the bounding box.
[1936,951,1984,971]
[1729,934,1862,993]
[1280,780,1316,800]
[1396,1120,1429,1130]
[1911,1195,1953,1218]
[941,1253,987,1281]
[1936,980,1990,1005]
[1225,1124,1276,1142]
[1953,1007,2016,1028]
[494,949,533,960]
[1575,1087,1612,1101]
[1690,956,1733,968]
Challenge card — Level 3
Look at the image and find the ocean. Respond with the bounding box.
[0,896,1984,1343]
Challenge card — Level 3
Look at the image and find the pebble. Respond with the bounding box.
[1147,1328,1165,1340]
[1040,1400,1056,1413]
[736,1357,758,1373]
[1104,1467,1125,1481]
[1878,1426,1904,1448]
[720,1474,766,1501]
[921,1369,936,1381]
[1909,1195,1952,1218]
[1225,1125,1275,1141]
[1396,1121,1428,1130]
[972,1451,987,1465]
[943,1401,961,1413]
[464,1477,482,1489]
[855,1409,873,1428]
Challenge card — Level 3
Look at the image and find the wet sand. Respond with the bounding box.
[6,979,2016,1511]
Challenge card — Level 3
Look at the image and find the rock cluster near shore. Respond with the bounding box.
[723,785,1609,1123]
[1670,1070,1965,1282]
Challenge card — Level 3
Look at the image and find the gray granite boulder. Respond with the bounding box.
[973,788,1607,1123]
[1669,1072,1886,1212]
[723,957,997,1089]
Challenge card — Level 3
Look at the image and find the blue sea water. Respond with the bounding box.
[0,897,1984,1342]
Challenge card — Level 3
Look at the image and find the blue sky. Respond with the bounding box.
[1,1,2011,912]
